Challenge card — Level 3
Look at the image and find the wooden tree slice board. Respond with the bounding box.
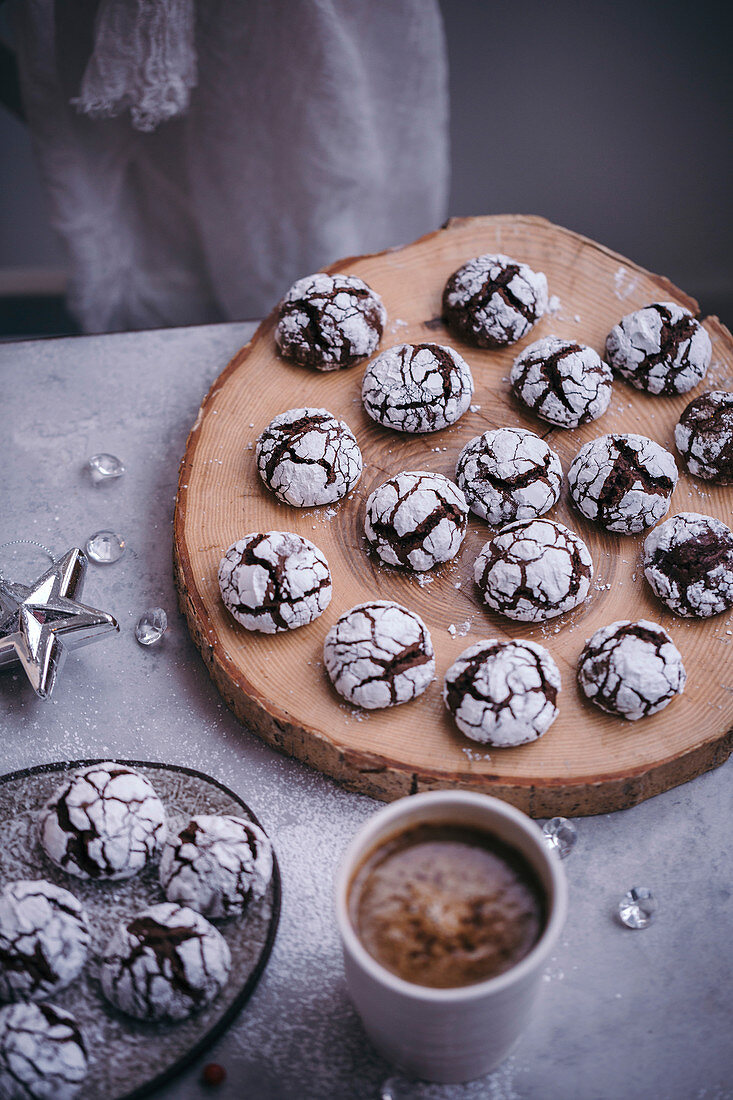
[174,215,733,816]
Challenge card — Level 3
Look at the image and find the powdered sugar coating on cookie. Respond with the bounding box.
[101,903,231,1022]
[456,427,563,526]
[0,881,90,1002]
[568,433,678,534]
[324,601,435,710]
[364,471,468,571]
[38,763,166,881]
[643,512,733,618]
[275,273,386,371]
[442,253,548,347]
[605,302,711,395]
[474,518,593,622]
[361,343,474,433]
[0,1002,87,1100]
[443,638,561,746]
[256,407,362,506]
[510,337,613,428]
[218,532,332,633]
[160,815,273,920]
[674,390,733,482]
[577,619,686,720]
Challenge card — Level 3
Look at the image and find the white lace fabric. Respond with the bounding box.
[13,0,449,332]
[72,0,197,132]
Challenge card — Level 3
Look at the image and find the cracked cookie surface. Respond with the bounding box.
[643,512,733,618]
[0,881,90,1003]
[605,302,711,395]
[218,531,332,633]
[0,1001,87,1100]
[577,619,686,720]
[39,763,166,881]
[442,253,548,347]
[364,471,468,572]
[675,390,733,482]
[160,815,273,920]
[510,336,612,427]
[323,601,435,710]
[474,518,593,622]
[443,638,561,746]
[256,407,362,507]
[568,433,678,534]
[456,427,563,526]
[275,273,386,371]
[361,343,473,433]
[101,902,231,1022]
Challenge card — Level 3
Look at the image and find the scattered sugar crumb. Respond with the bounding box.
[447,619,472,637]
[462,746,491,762]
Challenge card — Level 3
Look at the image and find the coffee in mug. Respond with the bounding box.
[348,821,545,989]
[335,791,568,1082]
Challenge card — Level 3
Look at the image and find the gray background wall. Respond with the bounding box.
[1,0,731,327]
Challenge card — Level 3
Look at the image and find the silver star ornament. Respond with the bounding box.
[0,547,118,699]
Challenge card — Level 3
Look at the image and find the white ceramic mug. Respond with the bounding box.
[335,790,568,1083]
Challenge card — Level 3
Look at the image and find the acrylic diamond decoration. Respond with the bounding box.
[88,453,125,484]
[542,817,577,859]
[85,531,126,564]
[618,886,657,929]
[135,607,168,646]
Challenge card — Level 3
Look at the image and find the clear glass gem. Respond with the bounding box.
[618,886,657,929]
[85,531,126,564]
[88,453,125,484]
[542,817,577,858]
[135,607,168,646]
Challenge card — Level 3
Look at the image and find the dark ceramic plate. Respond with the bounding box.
[0,759,281,1099]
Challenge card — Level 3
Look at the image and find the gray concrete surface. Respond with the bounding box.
[1,323,732,1100]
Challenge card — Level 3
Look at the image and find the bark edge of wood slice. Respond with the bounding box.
[174,214,733,817]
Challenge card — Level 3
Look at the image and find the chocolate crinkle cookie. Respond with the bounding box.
[474,518,593,623]
[442,253,548,348]
[0,881,90,1003]
[218,531,332,633]
[443,639,561,746]
[160,815,273,920]
[274,272,386,371]
[256,407,362,507]
[361,343,474,433]
[456,427,563,526]
[39,763,166,881]
[364,470,468,572]
[674,390,733,482]
[568,433,678,534]
[605,302,711,395]
[323,601,435,710]
[643,512,733,618]
[510,337,612,428]
[101,903,231,1022]
[577,619,686,720]
[0,1002,87,1100]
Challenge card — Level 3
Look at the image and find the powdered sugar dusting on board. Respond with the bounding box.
[613,266,638,300]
